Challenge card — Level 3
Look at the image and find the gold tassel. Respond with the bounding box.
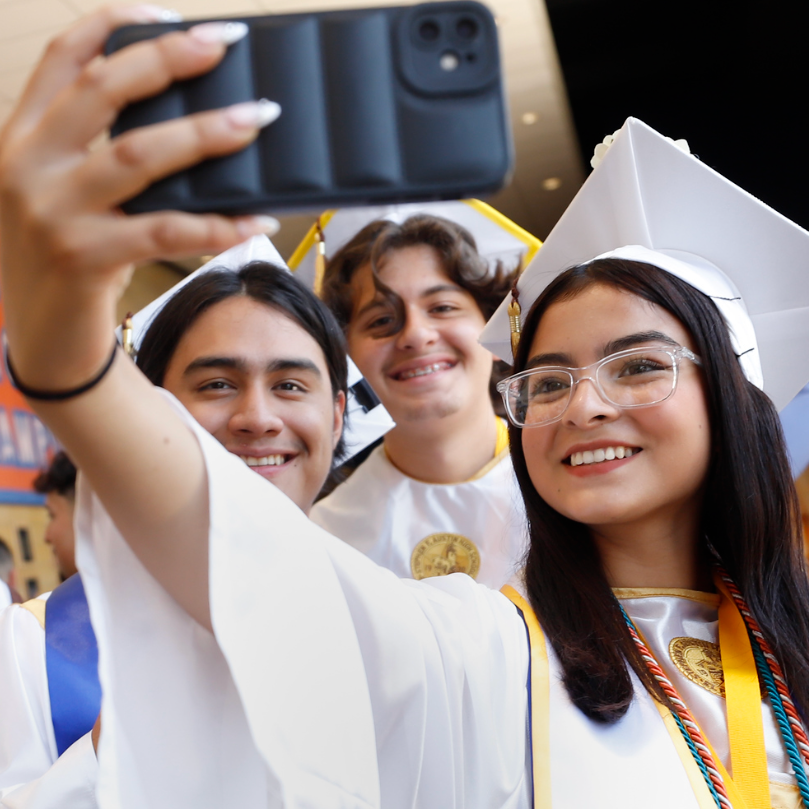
[121,312,136,359]
[508,297,521,357]
[313,218,326,297]
[508,288,521,357]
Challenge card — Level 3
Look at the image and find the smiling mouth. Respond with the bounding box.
[393,361,454,381]
[565,446,641,466]
[238,454,291,468]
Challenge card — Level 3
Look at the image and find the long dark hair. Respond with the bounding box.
[136,261,349,461]
[510,258,809,722]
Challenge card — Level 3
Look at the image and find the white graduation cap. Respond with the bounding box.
[120,235,394,460]
[481,117,809,412]
[287,199,542,292]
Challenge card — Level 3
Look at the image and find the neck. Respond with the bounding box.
[383,402,500,483]
[592,509,712,591]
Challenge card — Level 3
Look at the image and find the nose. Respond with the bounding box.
[228,384,284,436]
[395,307,439,352]
[562,375,620,427]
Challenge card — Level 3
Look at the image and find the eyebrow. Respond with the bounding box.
[353,283,465,320]
[183,356,322,378]
[525,331,679,369]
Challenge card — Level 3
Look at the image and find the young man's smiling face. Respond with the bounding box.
[161,296,345,514]
[345,244,493,426]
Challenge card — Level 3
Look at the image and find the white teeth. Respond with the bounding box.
[399,362,450,380]
[240,454,285,467]
[568,446,636,466]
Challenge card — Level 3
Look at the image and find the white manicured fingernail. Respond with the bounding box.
[189,21,249,46]
[226,99,281,129]
[132,5,182,22]
[237,216,281,238]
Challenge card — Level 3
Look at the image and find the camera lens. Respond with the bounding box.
[456,17,478,39]
[419,20,440,42]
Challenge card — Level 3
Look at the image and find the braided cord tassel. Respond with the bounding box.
[716,568,809,767]
[620,605,733,809]
[716,566,809,806]
[750,640,809,807]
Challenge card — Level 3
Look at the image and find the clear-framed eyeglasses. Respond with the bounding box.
[496,345,702,428]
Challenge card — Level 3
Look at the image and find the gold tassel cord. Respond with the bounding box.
[313,217,326,297]
[121,312,135,359]
[508,290,521,358]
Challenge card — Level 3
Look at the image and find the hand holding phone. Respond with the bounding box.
[0,8,276,395]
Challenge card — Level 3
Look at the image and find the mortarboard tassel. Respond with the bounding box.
[508,283,521,358]
[121,312,136,359]
[313,218,326,297]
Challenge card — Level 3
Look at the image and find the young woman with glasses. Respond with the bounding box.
[1,13,808,809]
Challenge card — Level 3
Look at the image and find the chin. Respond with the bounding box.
[541,491,637,527]
[394,399,462,423]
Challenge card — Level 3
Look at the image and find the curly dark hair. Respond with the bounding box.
[321,213,519,334]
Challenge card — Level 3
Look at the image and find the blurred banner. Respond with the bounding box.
[0,299,60,504]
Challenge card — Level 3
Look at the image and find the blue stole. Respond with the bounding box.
[44,574,101,756]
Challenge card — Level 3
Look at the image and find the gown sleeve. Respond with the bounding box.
[76,391,531,809]
[0,604,98,808]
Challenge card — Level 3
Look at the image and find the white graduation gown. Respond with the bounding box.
[311,443,527,588]
[76,392,803,809]
[0,596,98,809]
[0,582,11,611]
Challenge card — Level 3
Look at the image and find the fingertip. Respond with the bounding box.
[128,5,183,24]
[188,21,248,46]
[236,215,280,239]
[226,99,281,130]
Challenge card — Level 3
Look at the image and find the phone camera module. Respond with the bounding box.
[418,19,441,43]
[456,17,479,40]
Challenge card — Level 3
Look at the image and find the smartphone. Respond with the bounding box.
[105,2,513,215]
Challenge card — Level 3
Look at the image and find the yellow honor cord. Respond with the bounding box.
[715,574,771,809]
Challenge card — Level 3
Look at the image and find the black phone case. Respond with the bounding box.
[105,2,513,215]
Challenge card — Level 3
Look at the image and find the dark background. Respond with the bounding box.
[546,0,809,229]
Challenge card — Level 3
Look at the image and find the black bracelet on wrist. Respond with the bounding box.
[5,343,119,402]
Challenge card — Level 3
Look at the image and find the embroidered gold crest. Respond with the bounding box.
[411,533,481,580]
[669,637,725,697]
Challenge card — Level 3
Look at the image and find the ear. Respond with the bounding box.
[332,390,347,450]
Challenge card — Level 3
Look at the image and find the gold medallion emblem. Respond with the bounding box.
[669,637,725,697]
[410,533,481,580]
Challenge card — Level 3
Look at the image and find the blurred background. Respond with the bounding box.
[0,0,807,592]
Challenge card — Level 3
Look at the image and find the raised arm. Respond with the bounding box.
[0,6,277,628]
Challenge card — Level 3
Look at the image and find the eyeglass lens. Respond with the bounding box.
[507,349,679,426]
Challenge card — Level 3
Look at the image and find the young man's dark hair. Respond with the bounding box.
[321,214,518,335]
[33,451,77,498]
